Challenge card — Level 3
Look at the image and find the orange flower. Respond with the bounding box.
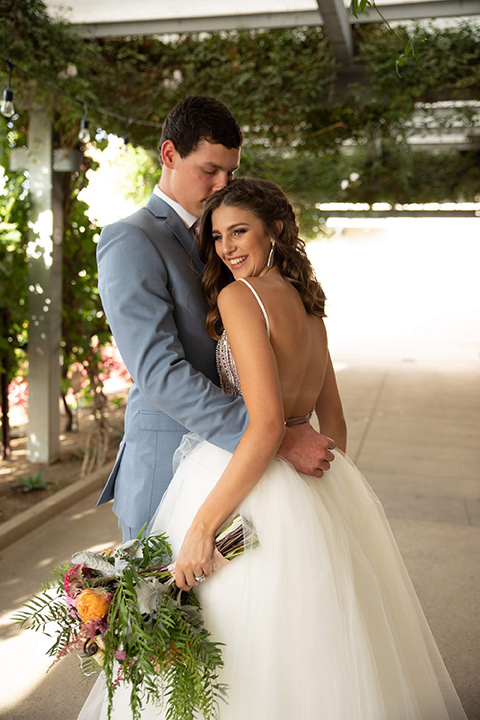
[158,640,184,670]
[77,589,110,623]
[99,548,114,558]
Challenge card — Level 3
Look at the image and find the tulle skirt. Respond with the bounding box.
[78,438,467,720]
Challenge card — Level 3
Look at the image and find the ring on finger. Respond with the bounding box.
[194,573,206,583]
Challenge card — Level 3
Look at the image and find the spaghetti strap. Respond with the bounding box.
[237,278,270,338]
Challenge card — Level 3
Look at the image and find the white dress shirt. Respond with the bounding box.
[153,185,198,230]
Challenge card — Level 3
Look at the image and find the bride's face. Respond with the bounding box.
[211,204,271,278]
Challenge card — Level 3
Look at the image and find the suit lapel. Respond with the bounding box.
[146,194,204,273]
[166,215,204,273]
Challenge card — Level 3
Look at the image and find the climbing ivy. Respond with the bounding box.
[1,3,479,151]
[1,4,478,218]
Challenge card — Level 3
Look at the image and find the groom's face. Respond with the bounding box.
[162,139,241,217]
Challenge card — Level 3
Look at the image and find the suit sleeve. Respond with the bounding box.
[97,220,249,452]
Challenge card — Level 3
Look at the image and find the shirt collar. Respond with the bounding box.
[153,185,198,230]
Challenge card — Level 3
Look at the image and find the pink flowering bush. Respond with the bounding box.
[8,371,28,411]
[8,342,131,415]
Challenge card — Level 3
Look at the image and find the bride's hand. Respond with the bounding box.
[174,522,216,590]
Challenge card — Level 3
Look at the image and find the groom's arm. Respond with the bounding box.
[97,220,249,451]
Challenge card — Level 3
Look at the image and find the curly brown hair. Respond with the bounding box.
[198,177,326,339]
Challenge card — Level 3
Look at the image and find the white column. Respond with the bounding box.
[25,109,62,463]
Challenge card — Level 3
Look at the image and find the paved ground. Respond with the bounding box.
[1,221,479,719]
[0,346,478,720]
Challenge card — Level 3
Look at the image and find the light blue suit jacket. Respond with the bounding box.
[96,193,249,531]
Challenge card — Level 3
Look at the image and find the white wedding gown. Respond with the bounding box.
[79,283,467,720]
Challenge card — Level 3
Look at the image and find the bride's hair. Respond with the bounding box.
[198,177,326,339]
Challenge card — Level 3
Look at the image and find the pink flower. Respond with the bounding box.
[64,564,94,598]
[66,595,78,614]
[64,565,83,597]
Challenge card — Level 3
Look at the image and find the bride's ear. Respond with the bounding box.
[273,220,283,237]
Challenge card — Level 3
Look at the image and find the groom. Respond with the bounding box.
[97,96,335,541]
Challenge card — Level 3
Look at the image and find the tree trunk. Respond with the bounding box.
[0,358,11,460]
[61,391,73,433]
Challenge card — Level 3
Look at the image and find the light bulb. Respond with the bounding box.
[78,117,90,144]
[1,88,15,118]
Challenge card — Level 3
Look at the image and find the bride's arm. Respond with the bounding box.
[174,281,286,590]
[315,352,347,453]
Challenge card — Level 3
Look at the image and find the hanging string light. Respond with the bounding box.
[1,60,15,118]
[0,56,164,142]
[78,104,90,144]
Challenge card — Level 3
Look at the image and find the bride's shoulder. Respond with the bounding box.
[218,279,254,310]
[218,278,258,301]
[218,274,288,312]
[217,279,270,326]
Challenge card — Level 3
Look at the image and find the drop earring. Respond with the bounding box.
[267,239,276,270]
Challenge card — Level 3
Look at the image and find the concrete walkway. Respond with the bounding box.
[0,343,478,720]
[336,348,480,720]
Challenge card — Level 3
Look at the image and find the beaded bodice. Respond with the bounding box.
[215,279,269,398]
[216,331,242,396]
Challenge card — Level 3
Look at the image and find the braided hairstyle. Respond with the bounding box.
[198,177,326,339]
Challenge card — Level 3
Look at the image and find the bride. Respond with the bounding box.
[79,177,467,719]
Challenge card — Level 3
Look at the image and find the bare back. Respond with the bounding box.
[239,272,329,420]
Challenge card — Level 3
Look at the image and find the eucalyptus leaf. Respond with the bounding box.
[71,551,115,577]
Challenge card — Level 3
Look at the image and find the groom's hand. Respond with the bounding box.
[276,423,336,478]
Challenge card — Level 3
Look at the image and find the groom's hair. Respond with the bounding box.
[158,96,243,160]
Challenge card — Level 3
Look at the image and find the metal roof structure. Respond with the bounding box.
[45,0,480,65]
[43,0,480,151]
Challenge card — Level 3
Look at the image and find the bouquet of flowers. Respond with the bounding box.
[14,515,258,720]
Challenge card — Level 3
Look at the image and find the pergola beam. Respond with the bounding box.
[315,0,353,63]
[77,11,321,37]
[316,209,480,217]
[74,1,480,38]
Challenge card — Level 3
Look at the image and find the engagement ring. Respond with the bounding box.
[194,573,206,583]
